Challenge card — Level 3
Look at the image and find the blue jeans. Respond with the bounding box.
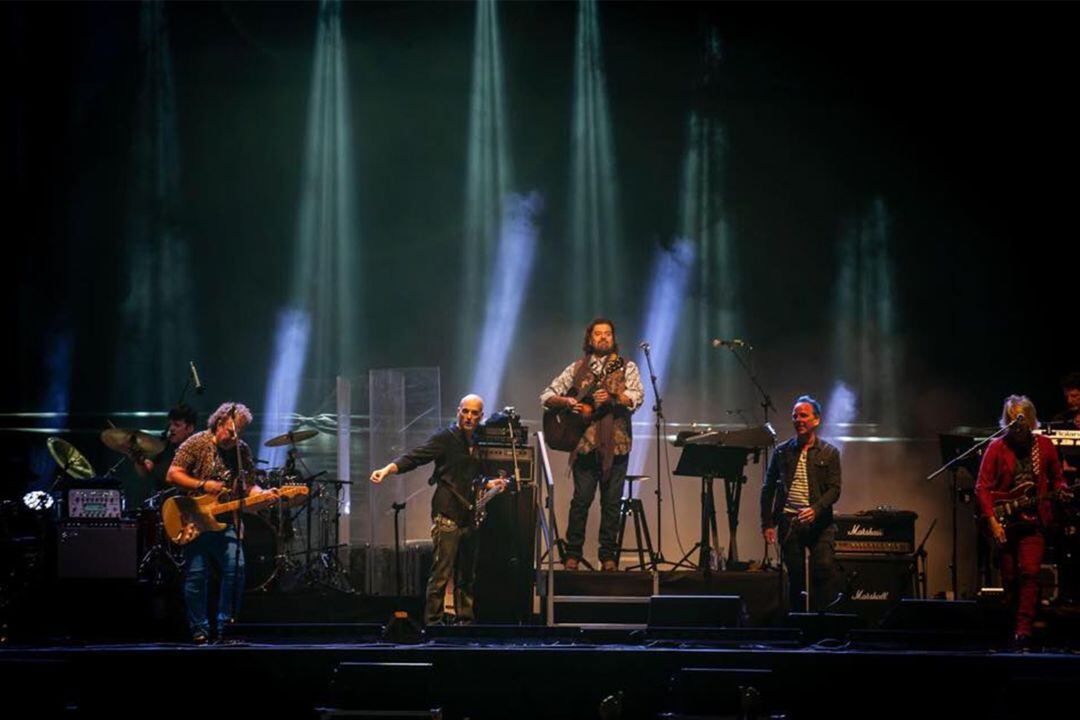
[183,526,245,636]
[567,452,628,563]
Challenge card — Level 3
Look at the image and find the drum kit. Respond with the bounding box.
[34,423,352,593]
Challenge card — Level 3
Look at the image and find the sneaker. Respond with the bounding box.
[191,630,209,645]
[564,557,580,571]
[601,559,618,572]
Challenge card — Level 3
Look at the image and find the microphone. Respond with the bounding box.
[711,338,751,349]
[639,341,650,352]
[189,361,204,394]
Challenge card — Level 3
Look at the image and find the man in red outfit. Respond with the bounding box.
[975,395,1071,646]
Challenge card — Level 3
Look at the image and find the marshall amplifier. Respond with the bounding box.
[835,510,917,554]
[836,553,916,627]
[478,446,534,484]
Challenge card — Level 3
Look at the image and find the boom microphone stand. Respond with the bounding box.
[640,342,669,571]
[926,416,1020,599]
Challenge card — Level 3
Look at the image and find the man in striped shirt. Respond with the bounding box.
[761,396,842,612]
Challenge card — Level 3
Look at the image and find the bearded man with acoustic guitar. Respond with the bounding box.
[167,401,272,643]
[540,319,644,571]
[976,395,1071,647]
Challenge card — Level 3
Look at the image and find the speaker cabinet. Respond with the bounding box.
[475,484,537,623]
[835,553,916,627]
[57,522,138,579]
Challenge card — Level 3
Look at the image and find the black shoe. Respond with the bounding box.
[1013,633,1034,651]
[191,631,209,645]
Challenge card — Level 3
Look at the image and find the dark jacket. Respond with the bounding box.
[391,423,482,526]
[760,436,842,531]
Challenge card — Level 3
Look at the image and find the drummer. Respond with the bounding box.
[128,405,197,506]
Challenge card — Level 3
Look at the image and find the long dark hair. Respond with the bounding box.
[582,317,619,355]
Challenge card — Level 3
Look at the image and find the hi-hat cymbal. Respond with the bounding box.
[46,437,97,480]
[263,429,318,448]
[100,428,166,459]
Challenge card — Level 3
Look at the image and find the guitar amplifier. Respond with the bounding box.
[478,446,534,484]
[835,510,917,554]
[476,423,529,447]
[57,521,138,579]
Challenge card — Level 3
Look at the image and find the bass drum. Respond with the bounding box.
[241,512,279,591]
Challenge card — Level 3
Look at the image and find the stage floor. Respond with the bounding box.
[3,624,1079,720]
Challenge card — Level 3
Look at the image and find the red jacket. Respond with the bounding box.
[975,434,1066,526]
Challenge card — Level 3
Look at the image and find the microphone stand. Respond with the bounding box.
[504,407,527,623]
[926,418,1018,600]
[229,410,245,640]
[722,343,782,608]
[641,344,668,571]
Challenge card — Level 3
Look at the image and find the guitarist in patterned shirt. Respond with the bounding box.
[975,395,1071,647]
[540,319,644,571]
[167,401,274,643]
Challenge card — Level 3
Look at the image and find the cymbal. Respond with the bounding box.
[263,429,318,448]
[100,428,166,459]
[46,437,97,480]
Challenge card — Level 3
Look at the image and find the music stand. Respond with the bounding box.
[672,444,754,574]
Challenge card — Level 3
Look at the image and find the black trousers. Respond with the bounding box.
[779,517,839,612]
[566,452,628,562]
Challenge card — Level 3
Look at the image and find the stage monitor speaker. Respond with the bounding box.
[57,522,137,579]
[647,594,746,628]
[879,599,983,631]
[478,446,534,483]
[836,552,915,627]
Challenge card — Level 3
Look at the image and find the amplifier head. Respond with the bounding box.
[478,446,534,483]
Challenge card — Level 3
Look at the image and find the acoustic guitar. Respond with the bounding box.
[542,357,626,452]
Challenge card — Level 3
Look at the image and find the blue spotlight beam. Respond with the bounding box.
[629,240,695,476]
[569,0,621,319]
[470,193,542,408]
[263,0,357,457]
[259,310,312,467]
[461,0,512,377]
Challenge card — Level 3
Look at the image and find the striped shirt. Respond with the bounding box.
[784,446,811,514]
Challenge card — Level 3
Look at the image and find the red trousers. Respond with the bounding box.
[999,527,1045,637]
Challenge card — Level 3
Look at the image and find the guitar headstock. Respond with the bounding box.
[605,357,626,375]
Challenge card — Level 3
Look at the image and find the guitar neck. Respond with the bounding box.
[210,492,279,517]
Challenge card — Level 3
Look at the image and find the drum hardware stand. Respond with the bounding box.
[296,474,355,593]
[138,488,183,585]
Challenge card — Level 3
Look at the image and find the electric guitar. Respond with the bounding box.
[986,480,1076,529]
[472,476,515,529]
[161,485,308,546]
[542,356,626,452]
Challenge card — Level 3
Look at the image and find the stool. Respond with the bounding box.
[615,475,657,571]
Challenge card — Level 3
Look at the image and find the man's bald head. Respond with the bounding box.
[457,394,484,433]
